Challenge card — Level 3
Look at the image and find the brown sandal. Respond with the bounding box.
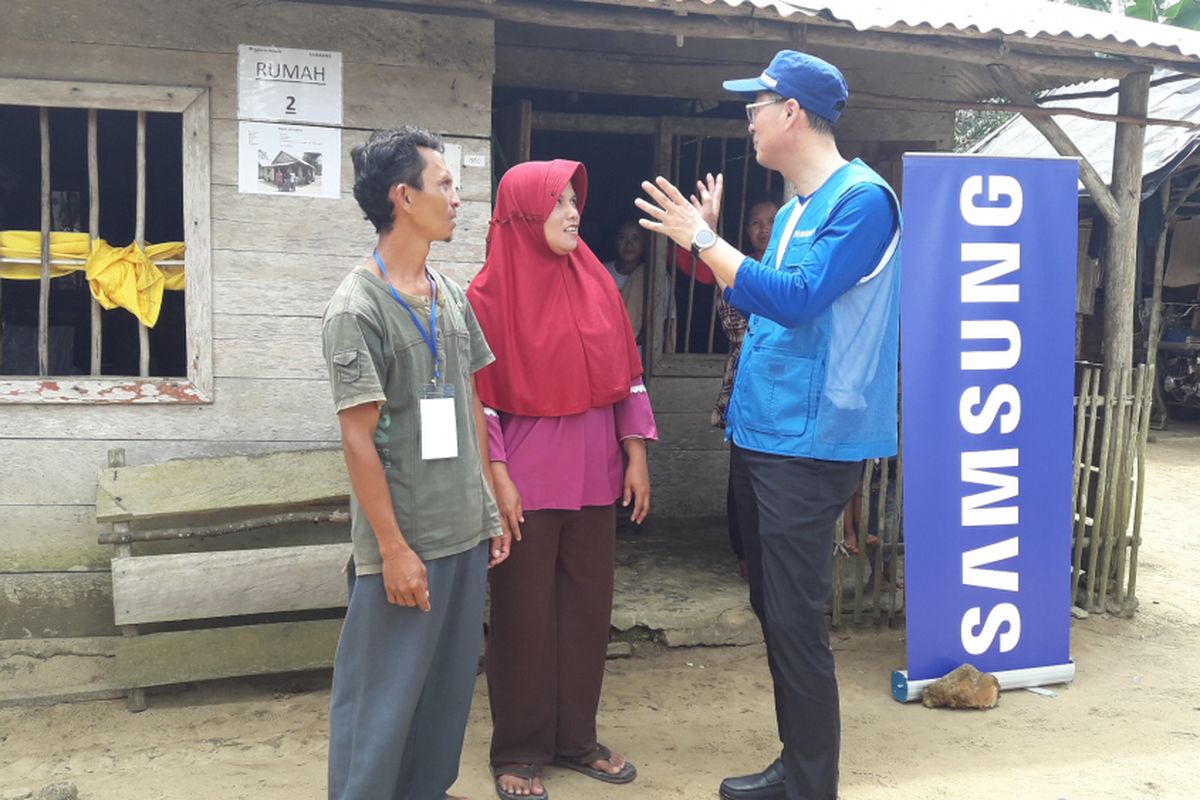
[552,743,637,784]
[491,763,548,800]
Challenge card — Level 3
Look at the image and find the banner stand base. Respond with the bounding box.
[891,660,1076,703]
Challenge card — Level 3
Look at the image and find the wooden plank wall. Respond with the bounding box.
[646,376,727,517]
[0,0,495,637]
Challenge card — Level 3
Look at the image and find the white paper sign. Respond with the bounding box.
[239,122,341,199]
[443,142,462,190]
[420,397,459,460]
[238,45,342,125]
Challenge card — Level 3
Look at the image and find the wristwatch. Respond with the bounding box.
[690,227,718,259]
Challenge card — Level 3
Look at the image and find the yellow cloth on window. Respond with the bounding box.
[0,231,185,327]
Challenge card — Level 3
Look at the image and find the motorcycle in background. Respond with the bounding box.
[1158,302,1200,417]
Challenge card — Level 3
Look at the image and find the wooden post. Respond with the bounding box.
[830,514,844,629]
[869,457,889,623]
[646,118,676,365]
[1147,183,1170,426]
[851,460,871,624]
[705,138,729,354]
[1101,71,1151,374]
[1127,364,1153,610]
[887,454,904,625]
[107,447,147,712]
[88,109,102,375]
[683,136,703,352]
[136,111,150,377]
[39,107,50,376]
[1111,366,1140,611]
[1085,369,1116,610]
[1098,367,1131,611]
[1070,367,1096,607]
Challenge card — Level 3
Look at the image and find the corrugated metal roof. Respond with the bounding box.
[671,0,1200,62]
[972,71,1200,194]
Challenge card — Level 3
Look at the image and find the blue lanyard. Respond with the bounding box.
[373,250,439,383]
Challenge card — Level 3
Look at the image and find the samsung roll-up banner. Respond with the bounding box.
[894,155,1078,702]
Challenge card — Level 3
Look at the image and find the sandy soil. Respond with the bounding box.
[2,426,1198,800]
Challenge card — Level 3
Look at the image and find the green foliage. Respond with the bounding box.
[1123,0,1160,21]
[1060,0,1200,28]
[1165,0,1200,27]
[954,108,1015,152]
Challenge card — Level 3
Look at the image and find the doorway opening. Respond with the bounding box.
[492,88,776,375]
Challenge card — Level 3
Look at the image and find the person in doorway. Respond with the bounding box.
[636,50,902,800]
[602,219,676,359]
[467,159,656,800]
[322,126,510,800]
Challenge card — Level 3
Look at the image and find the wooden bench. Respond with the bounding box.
[96,447,353,710]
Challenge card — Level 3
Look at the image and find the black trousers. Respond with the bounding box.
[726,448,744,560]
[730,443,862,800]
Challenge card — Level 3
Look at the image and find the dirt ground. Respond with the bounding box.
[2,426,1198,800]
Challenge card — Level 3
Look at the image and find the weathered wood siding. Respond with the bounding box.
[0,0,494,637]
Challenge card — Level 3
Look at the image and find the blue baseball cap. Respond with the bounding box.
[723,50,848,124]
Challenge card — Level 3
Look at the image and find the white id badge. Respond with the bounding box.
[419,383,458,460]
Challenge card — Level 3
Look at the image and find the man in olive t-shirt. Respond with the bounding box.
[323,127,508,800]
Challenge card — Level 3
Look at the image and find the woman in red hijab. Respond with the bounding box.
[468,160,657,800]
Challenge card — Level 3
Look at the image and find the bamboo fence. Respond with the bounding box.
[1070,362,1153,617]
[829,361,1154,627]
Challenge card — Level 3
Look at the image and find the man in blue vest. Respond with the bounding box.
[637,51,901,800]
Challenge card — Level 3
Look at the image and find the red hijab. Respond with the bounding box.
[468,160,643,417]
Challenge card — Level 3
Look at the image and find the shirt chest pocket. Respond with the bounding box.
[778,234,817,270]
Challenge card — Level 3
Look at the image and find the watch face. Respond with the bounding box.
[694,228,717,249]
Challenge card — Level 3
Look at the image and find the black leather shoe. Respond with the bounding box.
[718,757,786,800]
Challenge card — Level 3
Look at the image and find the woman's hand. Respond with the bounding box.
[490,462,524,542]
[622,438,651,525]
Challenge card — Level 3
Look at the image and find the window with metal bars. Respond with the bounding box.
[0,79,211,403]
[665,131,780,357]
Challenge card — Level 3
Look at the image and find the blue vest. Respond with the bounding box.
[727,159,901,461]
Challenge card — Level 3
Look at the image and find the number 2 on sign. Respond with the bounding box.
[285,96,296,114]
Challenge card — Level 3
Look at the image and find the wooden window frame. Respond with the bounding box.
[0,78,212,404]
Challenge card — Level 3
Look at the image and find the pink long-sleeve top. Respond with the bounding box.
[484,379,658,511]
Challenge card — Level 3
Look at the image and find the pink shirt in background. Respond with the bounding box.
[484,380,657,511]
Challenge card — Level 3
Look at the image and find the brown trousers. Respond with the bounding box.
[486,504,616,766]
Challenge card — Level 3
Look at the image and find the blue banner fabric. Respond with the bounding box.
[901,155,1078,681]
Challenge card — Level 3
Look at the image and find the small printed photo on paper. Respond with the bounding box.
[239,122,342,199]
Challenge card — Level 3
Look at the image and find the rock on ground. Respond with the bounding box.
[921,663,1000,709]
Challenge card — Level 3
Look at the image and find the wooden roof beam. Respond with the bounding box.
[334,0,1149,81]
[990,64,1122,226]
[800,24,1137,81]
[573,0,1200,70]
[852,89,1194,129]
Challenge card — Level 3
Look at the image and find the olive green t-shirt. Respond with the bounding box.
[321,266,501,574]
